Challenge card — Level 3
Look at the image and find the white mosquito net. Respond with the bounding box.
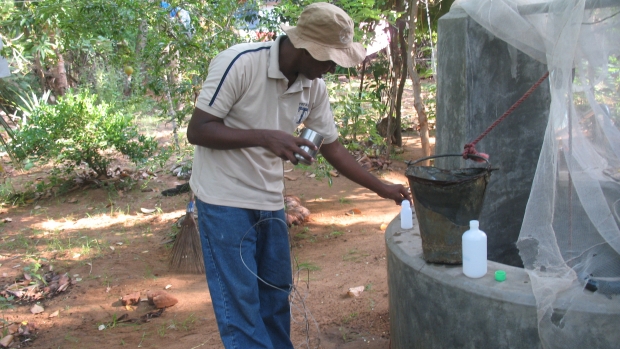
[455,0,620,347]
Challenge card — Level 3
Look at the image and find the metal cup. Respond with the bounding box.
[295,128,324,165]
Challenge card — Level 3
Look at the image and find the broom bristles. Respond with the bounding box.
[170,205,205,274]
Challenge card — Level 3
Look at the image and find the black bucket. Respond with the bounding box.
[405,154,493,264]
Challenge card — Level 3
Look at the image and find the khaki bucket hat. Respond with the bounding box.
[280,2,366,68]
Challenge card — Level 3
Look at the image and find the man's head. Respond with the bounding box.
[281,2,365,68]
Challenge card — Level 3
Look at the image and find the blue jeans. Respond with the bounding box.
[195,199,293,349]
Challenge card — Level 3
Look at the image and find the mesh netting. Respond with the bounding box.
[455,0,620,347]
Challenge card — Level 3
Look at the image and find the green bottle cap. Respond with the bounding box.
[495,270,506,282]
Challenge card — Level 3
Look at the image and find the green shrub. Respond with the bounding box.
[10,89,158,177]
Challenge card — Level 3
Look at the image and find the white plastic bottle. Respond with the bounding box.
[400,200,413,229]
[462,220,487,278]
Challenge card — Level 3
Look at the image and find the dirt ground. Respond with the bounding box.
[0,120,433,348]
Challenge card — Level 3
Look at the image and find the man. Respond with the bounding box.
[187,3,410,348]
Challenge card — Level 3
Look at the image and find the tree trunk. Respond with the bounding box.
[384,0,408,152]
[53,49,68,96]
[135,19,148,75]
[394,17,407,148]
[32,53,47,93]
[407,0,432,165]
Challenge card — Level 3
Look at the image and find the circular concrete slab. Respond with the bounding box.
[386,208,620,349]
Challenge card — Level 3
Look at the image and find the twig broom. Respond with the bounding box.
[169,193,205,274]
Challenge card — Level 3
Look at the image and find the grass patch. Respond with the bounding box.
[297,261,320,271]
[341,312,358,324]
[339,197,351,204]
[327,230,344,238]
[342,248,369,262]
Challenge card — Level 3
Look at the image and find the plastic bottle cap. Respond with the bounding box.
[470,220,479,229]
[495,270,506,282]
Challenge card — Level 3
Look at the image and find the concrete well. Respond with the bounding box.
[386,209,620,349]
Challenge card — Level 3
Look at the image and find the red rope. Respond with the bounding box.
[463,71,550,161]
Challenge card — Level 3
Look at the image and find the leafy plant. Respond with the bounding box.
[23,261,47,285]
[0,296,14,310]
[10,89,159,177]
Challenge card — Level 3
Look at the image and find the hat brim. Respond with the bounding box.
[281,24,366,68]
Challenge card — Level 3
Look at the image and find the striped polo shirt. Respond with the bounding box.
[190,35,338,211]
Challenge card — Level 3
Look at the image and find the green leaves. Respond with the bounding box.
[10,89,159,177]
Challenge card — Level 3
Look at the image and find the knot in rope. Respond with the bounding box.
[462,143,489,162]
[461,71,550,163]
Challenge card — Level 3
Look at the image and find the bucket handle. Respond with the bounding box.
[406,153,491,168]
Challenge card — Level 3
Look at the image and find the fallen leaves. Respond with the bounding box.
[0,334,13,348]
[0,267,72,305]
[354,151,395,172]
[101,308,166,329]
[347,286,365,297]
[140,207,157,214]
[285,195,311,227]
[30,304,44,314]
[0,321,36,347]
[345,208,362,216]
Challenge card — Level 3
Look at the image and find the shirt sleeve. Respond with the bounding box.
[195,50,248,119]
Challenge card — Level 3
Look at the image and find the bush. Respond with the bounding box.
[10,89,159,177]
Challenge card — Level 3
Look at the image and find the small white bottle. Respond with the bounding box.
[462,220,487,278]
[400,200,413,229]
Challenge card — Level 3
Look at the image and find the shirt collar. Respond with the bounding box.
[268,36,312,89]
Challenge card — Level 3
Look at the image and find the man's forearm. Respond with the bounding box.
[320,141,389,195]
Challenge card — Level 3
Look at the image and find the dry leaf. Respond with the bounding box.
[284,169,293,172]
[345,208,362,216]
[0,334,14,347]
[140,208,156,214]
[30,304,44,314]
[347,286,365,297]
[307,173,316,178]
[49,310,59,318]
[3,218,12,223]
[284,175,298,181]
[329,170,339,177]
[7,324,18,334]
[67,198,78,204]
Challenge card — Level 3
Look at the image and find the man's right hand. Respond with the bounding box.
[187,108,316,165]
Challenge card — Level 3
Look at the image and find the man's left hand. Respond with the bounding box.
[378,183,411,206]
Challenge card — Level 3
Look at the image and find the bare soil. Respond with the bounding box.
[0,122,433,349]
